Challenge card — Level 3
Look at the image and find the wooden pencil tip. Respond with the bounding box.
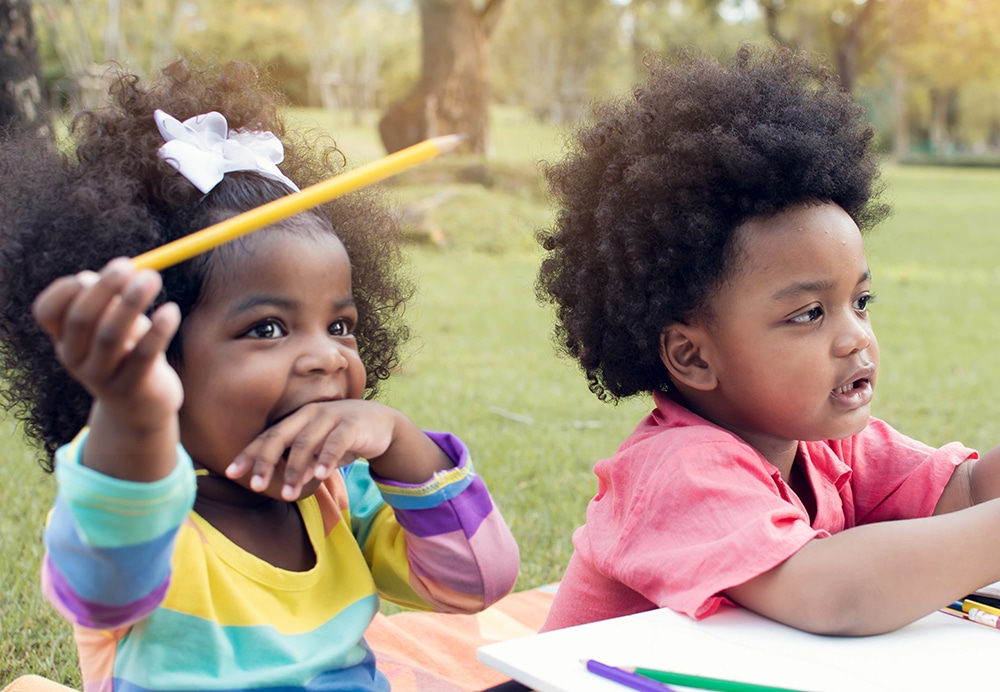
[433,133,467,154]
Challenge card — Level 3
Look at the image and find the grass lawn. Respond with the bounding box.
[3,109,1000,685]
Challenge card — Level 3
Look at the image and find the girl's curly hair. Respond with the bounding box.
[0,59,412,469]
[536,44,890,402]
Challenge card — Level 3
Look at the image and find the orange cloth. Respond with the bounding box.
[1,676,75,692]
[367,585,557,691]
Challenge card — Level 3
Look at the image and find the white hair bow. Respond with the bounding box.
[154,109,299,194]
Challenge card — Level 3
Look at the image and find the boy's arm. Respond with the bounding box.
[725,493,1000,635]
[935,445,1000,514]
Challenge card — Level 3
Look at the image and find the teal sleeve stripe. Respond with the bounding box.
[54,430,197,549]
[341,462,385,547]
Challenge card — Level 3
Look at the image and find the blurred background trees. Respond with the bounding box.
[8,0,1000,161]
[0,0,49,138]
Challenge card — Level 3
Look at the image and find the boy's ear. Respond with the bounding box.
[659,323,717,391]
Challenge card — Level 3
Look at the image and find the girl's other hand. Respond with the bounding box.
[31,258,183,431]
[229,400,451,501]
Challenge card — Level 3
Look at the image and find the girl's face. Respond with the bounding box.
[690,202,878,458]
[174,225,367,499]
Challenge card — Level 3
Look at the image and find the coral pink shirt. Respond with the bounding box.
[542,391,974,631]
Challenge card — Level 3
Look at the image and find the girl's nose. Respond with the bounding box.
[294,334,351,375]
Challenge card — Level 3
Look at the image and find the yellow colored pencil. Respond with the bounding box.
[132,134,465,271]
[962,598,1000,618]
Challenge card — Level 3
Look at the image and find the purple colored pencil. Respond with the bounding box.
[585,659,676,692]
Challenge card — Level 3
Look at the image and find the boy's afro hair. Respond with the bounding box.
[536,44,889,402]
[0,59,412,468]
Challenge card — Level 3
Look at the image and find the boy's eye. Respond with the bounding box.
[790,306,823,324]
[854,293,876,312]
[329,319,353,337]
[246,320,286,339]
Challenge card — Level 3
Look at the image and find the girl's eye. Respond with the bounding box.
[854,293,876,312]
[790,306,823,324]
[329,319,353,337]
[246,320,286,339]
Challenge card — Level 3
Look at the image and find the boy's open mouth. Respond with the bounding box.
[833,378,868,396]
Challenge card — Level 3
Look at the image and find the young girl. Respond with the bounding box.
[535,45,1000,637]
[0,60,518,690]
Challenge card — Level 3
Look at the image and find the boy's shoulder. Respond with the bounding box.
[610,391,764,472]
[624,390,752,446]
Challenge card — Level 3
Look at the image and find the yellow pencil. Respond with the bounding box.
[132,134,465,271]
[962,598,1000,618]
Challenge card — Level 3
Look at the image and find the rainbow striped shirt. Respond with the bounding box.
[42,430,519,691]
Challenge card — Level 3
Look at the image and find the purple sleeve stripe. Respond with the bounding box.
[392,476,494,538]
[407,513,520,606]
[405,531,491,595]
[424,430,468,466]
[44,553,168,630]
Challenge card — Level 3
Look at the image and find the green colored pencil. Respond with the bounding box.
[625,666,808,692]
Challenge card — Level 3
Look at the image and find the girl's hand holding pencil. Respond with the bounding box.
[31,258,183,480]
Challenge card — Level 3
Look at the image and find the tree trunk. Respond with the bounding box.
[0,0,50,139]
[891,60,909,162]
[929,87,957,156]
[758,0,791,47]
[832,0,878,96]
[378,0,505,156]
[834,39,857,95]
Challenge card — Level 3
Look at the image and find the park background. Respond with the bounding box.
[2,0,1000,686]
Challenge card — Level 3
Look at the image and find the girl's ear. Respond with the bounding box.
[659,323,718,391]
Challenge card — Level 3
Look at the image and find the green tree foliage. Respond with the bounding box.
[491,0,622,123]
[24,0,1000,157]
[32,0,418,109]
[887,0,1000,154]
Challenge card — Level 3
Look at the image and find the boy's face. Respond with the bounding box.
[174,226,367,500]
[694,202,878,453]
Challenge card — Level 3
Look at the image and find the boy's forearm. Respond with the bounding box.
[728,498,1000,635]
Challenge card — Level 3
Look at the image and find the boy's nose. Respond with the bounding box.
[833,313,873,357]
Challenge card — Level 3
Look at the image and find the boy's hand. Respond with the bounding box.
[32,258,183,433]
[229,400,452,501]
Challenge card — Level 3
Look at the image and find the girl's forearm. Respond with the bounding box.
[83,403,181,482]
[367,412,454,484]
